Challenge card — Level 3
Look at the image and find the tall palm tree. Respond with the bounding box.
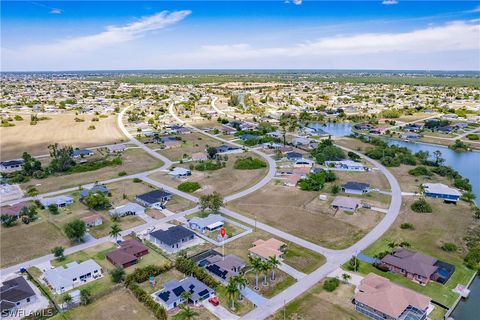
[233,272,248,301]
[180,291,192,304]
[268,256,281,281]
[261,260,271,286]
[225,278,239,310]
[248,255,263,290]
[109,223,122,240]
[177,305,199,320]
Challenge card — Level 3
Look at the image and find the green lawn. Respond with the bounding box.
[245,269,296,298]
[216,285,255,316]
[283,244,326,274]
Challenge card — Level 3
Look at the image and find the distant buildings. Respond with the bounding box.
[325,160,366,171]
[0,160,23,173]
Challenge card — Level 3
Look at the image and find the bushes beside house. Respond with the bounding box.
[175,256,220,289]
[323,278,340,292]
[408,166,432,176]
[411,198,433,213]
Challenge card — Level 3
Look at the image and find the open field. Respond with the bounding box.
[20,148,164,194]
[56,288,157,320]
[0,113,126,160]
[227,181,378,249]
[1,219,70,268]
[269,280,363,320]
[149,152,268,197]
[353,197,478,307]
[157,132,221,161]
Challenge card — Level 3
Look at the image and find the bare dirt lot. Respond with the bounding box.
[157,132,224,161]
[0,113,126,160]
[21,148,164,194]
[149,152,268,197]
[227,181,382,249]
[58,288,157,320]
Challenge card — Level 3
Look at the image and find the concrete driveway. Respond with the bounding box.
[201,299,239,320]
[240,287,267,306]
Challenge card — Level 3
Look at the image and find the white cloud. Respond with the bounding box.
[197,20,479,58]
[29,10,191,54]
[382,0,399,5]
[471,6,480,13]
[50,8,62,14]
[293,0,303,5]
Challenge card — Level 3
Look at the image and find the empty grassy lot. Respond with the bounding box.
[0,113,126,160]
[157,132,221,161]
[354,197,477,307]
[55,288,157,320]
[21,148,164,194]
[268,280,363,320]
[0,219,70,267]
[227,181,376,249]
[149,152,268,197]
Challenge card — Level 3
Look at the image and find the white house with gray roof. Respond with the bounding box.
[154,277,214,310]
[188,214,224,233]
[43,260,102,294]
[109,202,145,217]
[39,195,74,208]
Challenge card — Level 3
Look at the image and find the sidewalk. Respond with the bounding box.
[278,262,306,280]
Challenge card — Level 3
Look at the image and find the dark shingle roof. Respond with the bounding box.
[150,226,194,246]
[136,190,172,205]
[342,181,370,191]
[0,276,35,310]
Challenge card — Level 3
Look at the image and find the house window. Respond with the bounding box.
[16,302,20,305]
[26,298,30,303]
[73,278,77,281]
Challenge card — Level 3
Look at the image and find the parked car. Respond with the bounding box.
[208,297,219,306]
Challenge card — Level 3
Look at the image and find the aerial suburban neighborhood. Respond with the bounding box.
[1,1,480,320]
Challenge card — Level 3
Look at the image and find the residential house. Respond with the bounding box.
[0,160,23,173]
[164,140,182,149]
[136,190,172,209]
[168,167,191,177]
[279,146,293,154]
[43,260,102,294]
[81,214,103,227]
[204,254,246,282]
[215,145,242,155]
[404,123,423,132]
[266,131,282,139]
[331,196,362,212]
[188,214,224,233]
[1,202,28,217]
[106,239,149,269]
[294,159,314,167]
[341,181,370,195]
[239,133,258,141]
[80,184,108,200]
[284,174,302,187]
[353,273,431,320]
[422,183,461,203]
[325,160,366,171]
[380,248,454,285]
[249,238,286,260]
[39,195,74,208]
[0,276,37,316]
[155,277,214,310]
[292,137,311,147]
[401,132,420,140]
[106,144,126,154]
[109,202,145,217]
[221,126,237,135]
[72,149,93,158]
[285,152,303,161]
[191,152,208,161]
[149,226,195,252]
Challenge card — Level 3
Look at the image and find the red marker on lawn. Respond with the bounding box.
[220,227,226,238]
[220,227,226,260]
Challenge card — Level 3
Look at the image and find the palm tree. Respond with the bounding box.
[233,272,248,301]
[180,291,192,304]
[177,305,199,320]
[342,273,351,284]
[249,255,263,290]
[225,278,239,310]
[109,223,121,240]
[268,256,281,281]
[261,260,271,286]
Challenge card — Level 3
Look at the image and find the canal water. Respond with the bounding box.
[311,122,479,318]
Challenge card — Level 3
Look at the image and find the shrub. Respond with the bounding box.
[175,256,220,289]
[323,278,340,292]
[408,166,432,176]
[411,198,432,213]
[47,204,59,215]
[467,134,479,141]
[118,171,127,176]
[110,267,125,283]
[178,181,201,193]
[400,223,414,230]
[133,177,142,183]
[374,263,390,272]
[441,243,457,252]
[87,125,96,130]
[194,161,225,171]
[233,157,267,170]
[125,264,172,286]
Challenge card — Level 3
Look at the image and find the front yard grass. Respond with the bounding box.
[283,243,326,274]
[216,285,255,316]
[245,269,296,298]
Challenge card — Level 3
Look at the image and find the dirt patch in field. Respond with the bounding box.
[0,113,126,160]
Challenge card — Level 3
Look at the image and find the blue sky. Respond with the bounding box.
[1,1,479,71]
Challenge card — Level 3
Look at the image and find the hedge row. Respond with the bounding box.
[128,283,167,320]
[125,263,172,286]
[175,256,220,289]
